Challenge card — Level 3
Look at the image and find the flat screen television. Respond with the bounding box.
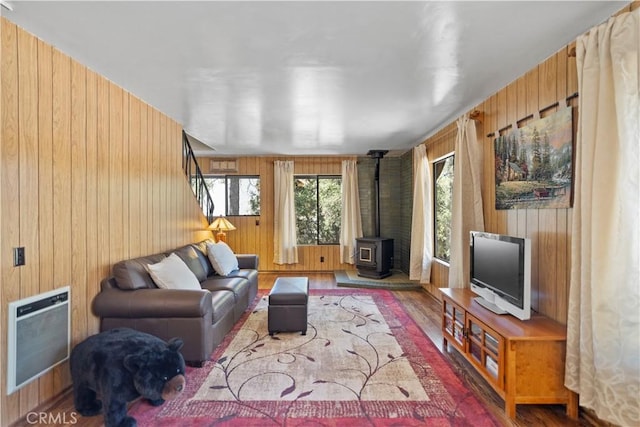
[469,231,531,320]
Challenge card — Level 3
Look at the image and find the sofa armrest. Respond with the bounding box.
[93,287,212,319]
[236,254,259,270]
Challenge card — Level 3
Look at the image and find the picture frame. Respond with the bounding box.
[494,106,574,210]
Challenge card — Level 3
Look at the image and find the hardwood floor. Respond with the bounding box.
[26,272,610,427]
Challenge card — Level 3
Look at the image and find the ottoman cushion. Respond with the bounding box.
[269,277,308,305]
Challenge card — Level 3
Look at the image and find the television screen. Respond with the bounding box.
[470,231,531,320]
[472,236,523,307]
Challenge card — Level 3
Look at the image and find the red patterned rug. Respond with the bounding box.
[129,289,501,426]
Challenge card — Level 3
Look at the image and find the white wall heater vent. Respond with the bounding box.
[7,286,70,395]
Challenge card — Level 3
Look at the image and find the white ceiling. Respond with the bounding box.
[2,1,627,156]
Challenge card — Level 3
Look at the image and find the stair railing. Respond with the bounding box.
[182,130,215,224]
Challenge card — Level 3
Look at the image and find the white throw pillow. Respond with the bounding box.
[146,253,201,290]
[206,241,239,276]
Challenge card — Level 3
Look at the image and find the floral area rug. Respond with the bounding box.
[129,289,501,426]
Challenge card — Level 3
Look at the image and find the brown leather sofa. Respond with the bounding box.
[92,239,258,365]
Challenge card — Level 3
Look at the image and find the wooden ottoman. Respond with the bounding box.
[268,277,309,336]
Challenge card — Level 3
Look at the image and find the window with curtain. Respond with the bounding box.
[203,175,260,216]
[434,155,454,262]
[294,175,341,245]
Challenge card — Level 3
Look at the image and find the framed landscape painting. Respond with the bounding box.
[494,106,574,209]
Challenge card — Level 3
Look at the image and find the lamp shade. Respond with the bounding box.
[208,217,236,232]
[208,217,236,242]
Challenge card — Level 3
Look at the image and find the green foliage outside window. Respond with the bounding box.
[318,178,341,244]
[434,156,454,262]
[295,177,318,244]
[295,176,341,245]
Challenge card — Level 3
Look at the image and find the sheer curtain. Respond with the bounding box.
[565,9,639,426]
[448,115,484,289]
[339,159,363,264]
[273,160,298,264]
[409,144,433,283]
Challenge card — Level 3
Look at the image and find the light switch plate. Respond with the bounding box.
[14,247,25,266]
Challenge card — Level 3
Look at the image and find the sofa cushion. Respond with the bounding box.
[226,268,258,285]
[206,241,239,276]
[192,239,216,277]
[209,290,235,323]
[201,277,250,304]
[173,245,208,282]
[146,253,202,291]
[113,253,167,290]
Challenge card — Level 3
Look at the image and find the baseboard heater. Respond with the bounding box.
[6,286,70,395]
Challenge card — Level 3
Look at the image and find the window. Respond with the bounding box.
[203,175,260,216]
[294,176,341,245]
[434,155,454,262]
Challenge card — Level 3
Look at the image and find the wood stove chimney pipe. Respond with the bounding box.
[367,150,388,237]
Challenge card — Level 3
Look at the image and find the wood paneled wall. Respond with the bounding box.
[0,19,209,425]
[422,41,579,324]
[198,156,356,272]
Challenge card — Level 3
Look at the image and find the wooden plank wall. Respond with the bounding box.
[0,19,210,426]
[422,41,579,325]
[198,156,357,272]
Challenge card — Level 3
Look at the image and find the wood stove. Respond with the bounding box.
[356,150,394,279]
[356,237,394,279]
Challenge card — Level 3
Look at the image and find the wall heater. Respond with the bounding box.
[6,286,70,395]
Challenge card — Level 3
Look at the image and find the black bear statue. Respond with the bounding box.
[70,328,186,427]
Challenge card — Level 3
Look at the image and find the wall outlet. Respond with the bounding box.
[14,247,25,266]
[320,256,325,263]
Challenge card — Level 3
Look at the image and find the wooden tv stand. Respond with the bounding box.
[438,288,578,420]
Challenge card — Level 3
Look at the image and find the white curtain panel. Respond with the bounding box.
[409,145,433,283]
[273,160,298,264]
[339,159,363,264]
[448,115,485,289]
[566,9,639,427]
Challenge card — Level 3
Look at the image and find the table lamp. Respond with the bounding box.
[208,217,236,242]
